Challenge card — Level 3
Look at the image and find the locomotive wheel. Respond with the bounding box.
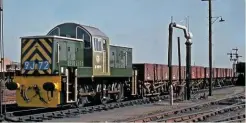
[100,84,108,105]
[96,84,108,105]
[112,83,124,102]
[75,86,87,108]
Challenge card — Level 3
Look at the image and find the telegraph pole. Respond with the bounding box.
[201,0,213,96]
[208,0,213,96]
[201,0,225,96]
[0,0,3,119]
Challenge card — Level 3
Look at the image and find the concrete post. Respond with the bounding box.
[170,84,173,105]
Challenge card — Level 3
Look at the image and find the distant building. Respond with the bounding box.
[0,58,20,72]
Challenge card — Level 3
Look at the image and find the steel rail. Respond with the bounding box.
[114,90,244,122]
[214,112,245,122]
[154,100,245,122]
[184,103,245,122]
[224,118,246,122]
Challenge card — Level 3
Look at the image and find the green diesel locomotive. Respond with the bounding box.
[6,22,136,108]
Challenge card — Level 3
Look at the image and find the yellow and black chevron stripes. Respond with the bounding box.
[21,38,53,75]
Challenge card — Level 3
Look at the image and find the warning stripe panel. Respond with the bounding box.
[22,39,33,54]
[21,38,53,75]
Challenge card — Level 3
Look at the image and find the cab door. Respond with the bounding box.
[102,39,109,74]
[93,38,109,75]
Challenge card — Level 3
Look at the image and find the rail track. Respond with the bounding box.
[2,85,235,122]
[6,85,235,122]
[114,91,245,122]
[184,102,245,122]
[211,110,245,122]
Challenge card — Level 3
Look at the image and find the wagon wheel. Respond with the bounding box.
[75,85,88,108]
[113,83,124,102]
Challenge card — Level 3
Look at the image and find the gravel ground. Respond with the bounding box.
[46,86,245,122]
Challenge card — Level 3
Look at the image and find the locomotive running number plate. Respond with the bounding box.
[24,61,50,70]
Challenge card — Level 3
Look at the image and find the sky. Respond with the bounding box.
[3,0,245,68]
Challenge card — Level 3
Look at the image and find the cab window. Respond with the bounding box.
[76,26,91,49]
[93,38,103,51]
[84,40,91,48]
[102,40,107,51]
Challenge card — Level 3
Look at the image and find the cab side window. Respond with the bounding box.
[98,40,102,51]
[76,27,91,49]
[93,38,103,51]
[84,40,91,49]
[103,40,107,51]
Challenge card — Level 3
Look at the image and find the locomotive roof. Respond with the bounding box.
[82,24,108,38]
[47,22,108,38]
[110,44,133,49]
[20,35,84,42]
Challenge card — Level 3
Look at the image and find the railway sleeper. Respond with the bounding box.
[4,117,23,122]
[228,118,246,122]
[26,116,43,122]
[185,104,245,122]
[212,114,245,122]
[5,112,14,117]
